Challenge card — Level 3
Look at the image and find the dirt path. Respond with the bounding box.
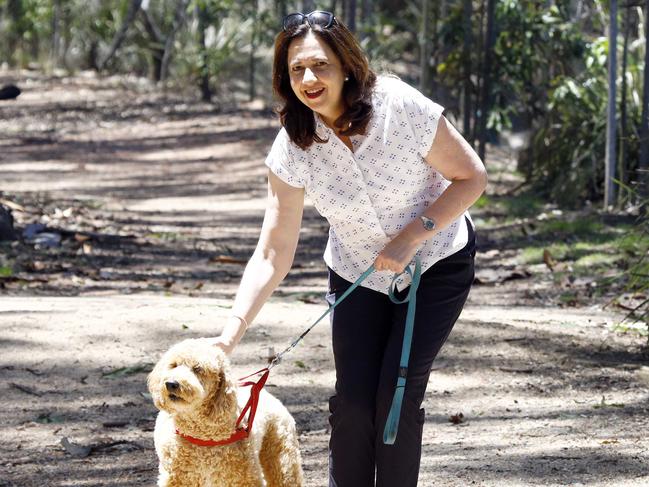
[1,71,648,486]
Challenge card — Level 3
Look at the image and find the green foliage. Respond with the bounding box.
[363,12,414,69]
[517,214,648,277]
[438,0,586,133]
[473,194,490,210]
[0,0,646,211]
[493,1,586,124]
[513,208,649,339]
[609,206,649,336]
[500,191,545,218]
[529,25,644,207]
[530,40,607,205]
[176,14,254,99]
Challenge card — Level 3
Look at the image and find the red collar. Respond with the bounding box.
[175,368,269,447]
[176,427,249,446]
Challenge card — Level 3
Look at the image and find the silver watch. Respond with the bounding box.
[420,215,436,231]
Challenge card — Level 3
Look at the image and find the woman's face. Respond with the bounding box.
[287,31,347,127]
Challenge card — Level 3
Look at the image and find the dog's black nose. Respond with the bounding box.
[165,380,180,392]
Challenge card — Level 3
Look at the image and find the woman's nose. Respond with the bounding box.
[302,67,317,83]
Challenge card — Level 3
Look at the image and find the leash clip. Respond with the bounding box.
[268,354,282,370]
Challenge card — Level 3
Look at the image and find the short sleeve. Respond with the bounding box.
[264,128,305,188]
[397,82,445,158]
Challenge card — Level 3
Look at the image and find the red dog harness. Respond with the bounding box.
[175,368,270,447]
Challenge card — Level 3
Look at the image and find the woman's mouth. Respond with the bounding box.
[305,88,325,99]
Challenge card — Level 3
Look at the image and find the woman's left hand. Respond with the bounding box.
[374,231,419,273]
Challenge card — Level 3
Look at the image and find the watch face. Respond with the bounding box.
[421,216,436,231]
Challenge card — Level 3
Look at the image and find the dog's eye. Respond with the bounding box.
[192,365,203,374]
[169,362,177,369]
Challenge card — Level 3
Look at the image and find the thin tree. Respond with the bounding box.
[432,0,442,102]
[196,2,212,101]
[360,0,372,44]
[618,2,632,205]
[345,0,357,32]
[141,2,165,81]
[472,0,486,144]
[7,0,25,65]
[302,0,315,12]
[99,0,143,70]
[249,0,259,101]
[477,0,495,163]
[419,0,430,96]
[159,0,190,82]
[462,0,473,143]
[276,0,288,19]
[51,0,62,68]
[605,0,618,208]
[639,0,649,211]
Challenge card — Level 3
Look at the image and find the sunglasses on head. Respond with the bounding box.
[283,10,337,32]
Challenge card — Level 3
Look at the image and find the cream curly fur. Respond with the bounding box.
[147,339,304,487]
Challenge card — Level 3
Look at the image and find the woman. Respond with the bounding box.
[210,11,487,487]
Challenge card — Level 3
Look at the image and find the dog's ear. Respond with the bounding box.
[147,351,168,409]
[202,365,238,420]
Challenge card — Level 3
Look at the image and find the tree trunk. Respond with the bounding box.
[432,0,442,102]
[302,0,315,12]
[197,3,212,102]
[87,41,100,70]
[160,0,189,83]
[462,0,473,143]
[99,0,143,71]
[639,0,649,211]
[60,4,73,70]
[419,0,430,96]
[605,0,618,208]
[477,0,495,163]
[345,0,357,32]
[140,7,165,81]
[7,0,24,65]
[249,0,259,101]
[472,0,486,144]
[51,0,61,68]
[360,0,372,44]
[618,3,631,206]
[276,0,288,19]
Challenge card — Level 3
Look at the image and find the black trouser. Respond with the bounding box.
[326,218,476,487]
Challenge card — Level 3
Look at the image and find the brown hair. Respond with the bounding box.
[272,17,377,150]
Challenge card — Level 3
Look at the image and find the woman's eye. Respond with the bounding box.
[292,66,304,72]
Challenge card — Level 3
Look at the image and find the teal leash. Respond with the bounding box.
[268,258,422,446]
[383,257,422,445]
[267,263,377,370]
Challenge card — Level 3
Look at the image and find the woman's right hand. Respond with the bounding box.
[207,335,237,355]
[204,315,249,355]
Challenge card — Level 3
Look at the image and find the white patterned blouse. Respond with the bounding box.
[264,74,474,294]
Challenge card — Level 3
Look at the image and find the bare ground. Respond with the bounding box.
[1,71,648,487]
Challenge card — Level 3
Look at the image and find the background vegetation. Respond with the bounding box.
[1,0,647,337]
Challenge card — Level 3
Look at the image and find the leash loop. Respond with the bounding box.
[383,257,421,445]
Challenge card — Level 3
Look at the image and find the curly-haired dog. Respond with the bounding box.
[147,339,303,487]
